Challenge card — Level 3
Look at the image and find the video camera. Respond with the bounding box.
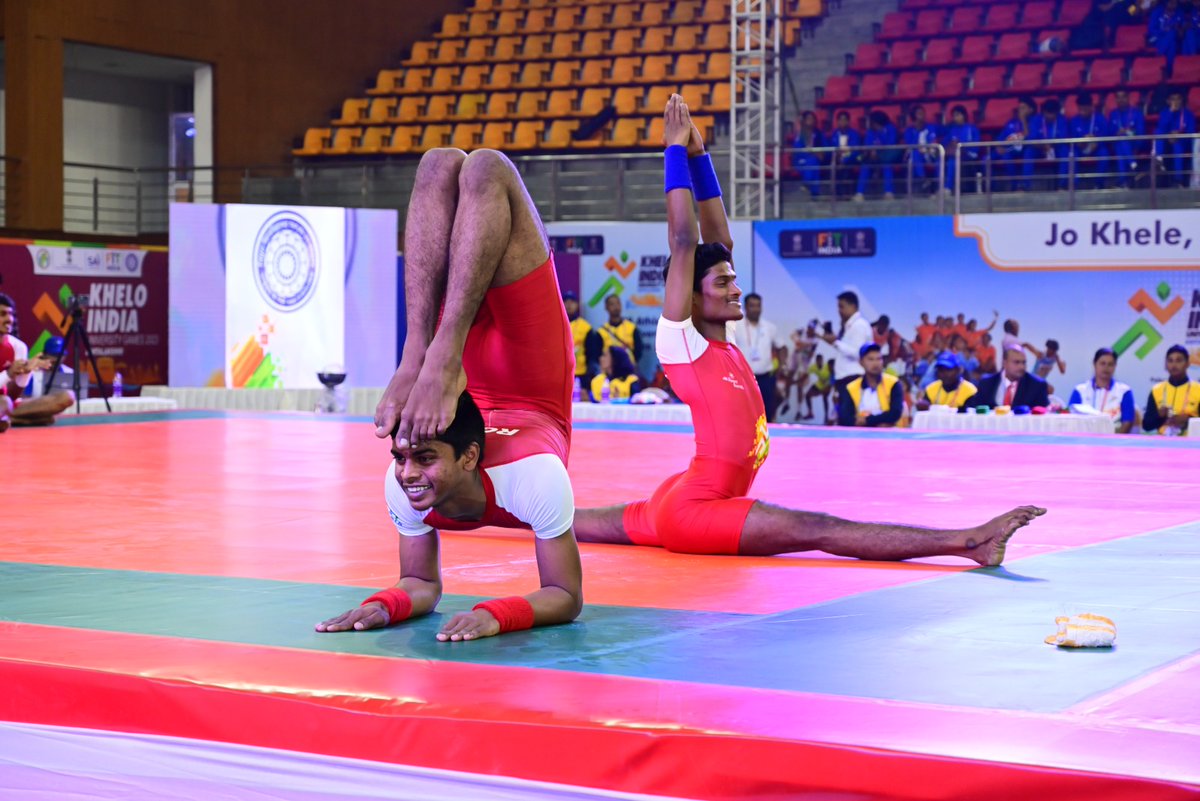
[65,294,90,316]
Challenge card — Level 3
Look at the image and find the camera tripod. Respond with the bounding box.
[44,297,112,414]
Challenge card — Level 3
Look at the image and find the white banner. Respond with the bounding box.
[548,220,754,378]
[224,205,345,389]
[28,245,146,278]
[955,210,1198,271]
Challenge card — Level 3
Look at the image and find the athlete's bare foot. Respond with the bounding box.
[437,608,502,642]
[395,353,468,447]
[375,356,425,439]
[963,506,1046,566]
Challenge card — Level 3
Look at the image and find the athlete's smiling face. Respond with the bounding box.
[694,261,742,323]
[391,440,479,512]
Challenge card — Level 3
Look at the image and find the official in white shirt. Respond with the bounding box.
[733,292,785,421]
[821,290,872,396]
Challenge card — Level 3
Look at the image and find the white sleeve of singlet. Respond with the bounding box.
[2,337,30,388]
[656,316,711,365]
[383,461,435,537]
[487,454,575,539]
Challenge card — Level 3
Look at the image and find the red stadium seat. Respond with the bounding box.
[1087,58,1125,90]
[1019,2,1054,31]
[913,9,945,37]
[995,33,1031,61]
[1047,60,1085,91]
[879,11,912,39]
[930,68,968,99]
[968,64,1006,95]
[956,35,994,64]
[895,70,931,101]
[1058,0,1092,26]
[1168,54,1200,84]
[852,42,887,72]
[923,38,958,66]
[948,6,983,32]
[981,97,1018,131]
[1009,62,1047,92]
[1128,56,1165,87]
[858,73,894,103]
[890,40,923,69]
[982,4,1019,32]
[1111,25,1146,55]
[820,75,858,107]
[1189,86,1200,109]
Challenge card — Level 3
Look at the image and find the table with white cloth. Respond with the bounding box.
[912,410,1115,435]
[571,401,692,424]
[1189,418,1200,438]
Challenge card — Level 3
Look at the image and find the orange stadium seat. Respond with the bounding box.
[544,119,581,147]
[517,62,551,88]
[430,67,460,92]
[548,60,580,87]
[405,41,437,66]
[642,116,665,147]
[483,92,518,120]
[640,3,668,26]
[710,81,731,110]
[438,14,468,38]
[610,118,643,147]
[551,32,580,58]
[676,53,706,80]
[458,93,489,119]
[464,38,493,62]
[579,59,610,86]
[395,96,426,122]
[578,87,612,115]
[702,24,730,50]
[679,83,708,111]
[524,8,551,32]
[670,0,700,25]
[493,36,522,62]
[511,121,545,150]
[421,125,452,151]
[580,5,608,29]
[482,122,514,149]
[610,28,640,55]
[423,95,456,122]
[485,63,520,89]
[702,52,731,80]
[451,123,483,151]
[367,98,396,123]
[546,89,577,116]
[367,69,406,95]
[327,127,361,156]
[522,34,551,60]
[551,6,579,31]
[516,90,548,118]
[608,4,636,27]
[581,30,611,55]
[644,84,676,113]
[609,56,639,84]
[642,55,672,83]
[612,87,642,115]
[461,64,490,90]
[293,127,331,156]
[333,98,368,125]
[434,40,466,64]
[383,126,420,154]
[495,10,523,34]
[354,127,390,155]
[467,12,492,36]
[700,0,727,23]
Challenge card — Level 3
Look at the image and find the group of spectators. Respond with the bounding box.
[789,88,1196,197]
[565,291,647,403]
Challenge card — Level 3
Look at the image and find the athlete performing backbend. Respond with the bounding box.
[574,96,1045,563]
[317,148,582,642]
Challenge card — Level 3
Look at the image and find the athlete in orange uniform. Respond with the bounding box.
[575,96,1046,564]
[319,148,582,642]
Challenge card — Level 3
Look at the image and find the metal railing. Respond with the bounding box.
[953,132,1200,214]
[780,141,948,214]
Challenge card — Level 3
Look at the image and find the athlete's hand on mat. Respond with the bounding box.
[687,121,706,157]
[315,602,390,633]
[663,94,692,149]
[436,608,502,642]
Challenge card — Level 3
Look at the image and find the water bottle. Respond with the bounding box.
[571,377,582,403]
[600,377,611,404]
[112,372,123,398]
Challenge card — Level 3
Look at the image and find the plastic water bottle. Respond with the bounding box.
[600,377,611,404]
[112,372,123,398]
[571,377,582,403]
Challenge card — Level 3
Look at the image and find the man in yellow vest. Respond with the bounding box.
[598,294,643,371]
[564,291,600,391]
[837,343,904,427]
[1142,344,1200,436]
[916,351,978,411]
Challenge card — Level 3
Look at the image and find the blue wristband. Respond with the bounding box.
[688,152,722,201]
[664,145,692,194]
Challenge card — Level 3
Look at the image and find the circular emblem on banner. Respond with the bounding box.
[252,211,320,311]
[36,249,51,270]
[125,253,139,272]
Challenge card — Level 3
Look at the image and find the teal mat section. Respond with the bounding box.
[3,522,1199,712]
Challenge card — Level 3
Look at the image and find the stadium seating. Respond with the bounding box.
[295,0,826,156]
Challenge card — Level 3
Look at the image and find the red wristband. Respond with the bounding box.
[361,587,413,625]
[473,596,535,633]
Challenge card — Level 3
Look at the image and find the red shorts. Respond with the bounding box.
[463,254,575,446]
[621,458,756,555]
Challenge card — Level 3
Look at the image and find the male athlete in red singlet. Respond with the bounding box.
[317,149,582,642]
[575,96,1046,564]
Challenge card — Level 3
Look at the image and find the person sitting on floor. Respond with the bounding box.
[0,293,74,427]
[837,343,904,427]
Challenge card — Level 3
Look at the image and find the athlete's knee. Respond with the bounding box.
[459,148,515,195]
[416,148,467,185]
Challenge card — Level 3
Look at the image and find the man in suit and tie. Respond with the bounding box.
[974,345,1049,409]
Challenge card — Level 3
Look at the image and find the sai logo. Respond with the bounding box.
[252,211,320,312]
[588,249,635,308]
[35,249,51,271]
[1114,281,1185,360]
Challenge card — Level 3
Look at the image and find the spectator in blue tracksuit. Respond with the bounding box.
[1185,3,1200,55]
[1038,98,1072,189]
[830,110,862,196]
[792,111,825,197]
[943,105,981,192]
[1070,92,1111,189]
[1155,88,1197,187]
[998,96,1038,191]
[903,105,941,191]
[1108,89,1146,188]
[1148,0,1183,74]
[855,110,901,199]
